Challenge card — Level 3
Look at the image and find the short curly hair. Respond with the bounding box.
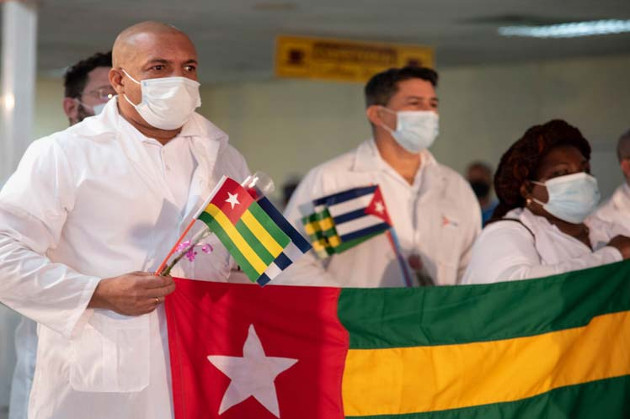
[493,119,591,220]
[63,51,112,99]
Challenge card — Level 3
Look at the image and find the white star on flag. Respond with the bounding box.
[374,201,385,214]
[225,192,240,209]
[207,324,298,417]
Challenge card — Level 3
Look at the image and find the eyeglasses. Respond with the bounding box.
[83,87,116,102]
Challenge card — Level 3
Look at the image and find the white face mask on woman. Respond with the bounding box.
[531,172,601,224]
[380,107,439,153]
[122,69,201,130]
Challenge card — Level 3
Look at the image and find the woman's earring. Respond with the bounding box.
[526,197,532,207]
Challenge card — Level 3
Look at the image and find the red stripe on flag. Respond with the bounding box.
[165,279,348,419]
[208,177,255,225]
[365,185,392,225]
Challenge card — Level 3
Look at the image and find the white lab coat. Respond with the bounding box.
[462,207,624,285]
[8,317,36,419]
[590,183,630,232]
[276,139,481,287]
[0,99,249,419]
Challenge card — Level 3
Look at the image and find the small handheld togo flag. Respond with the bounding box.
[198,176,310,286]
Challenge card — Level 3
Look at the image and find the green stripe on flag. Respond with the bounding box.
[235,219,275,265]
[248,204,290,248]
[198,211,259,281]
[338,260,630,349]
[347,375,630,419]
[333,231,382,253]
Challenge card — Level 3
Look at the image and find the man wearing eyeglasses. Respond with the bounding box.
[62,51,114,125]
[7,51,114,419]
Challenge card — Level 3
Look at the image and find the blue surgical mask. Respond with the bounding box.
[532,172,600,224]
[380,107,439,153]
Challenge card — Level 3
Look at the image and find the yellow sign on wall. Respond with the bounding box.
[275,35,434,83]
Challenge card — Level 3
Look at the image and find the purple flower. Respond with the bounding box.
[176,240,192,252]
[185,249,198,262]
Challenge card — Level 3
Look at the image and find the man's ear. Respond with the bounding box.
[620,159,630,182]
[109,68,124,94]
[366,105,384,127]
[62,97,78,122]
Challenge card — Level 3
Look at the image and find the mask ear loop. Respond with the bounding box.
[120,68,142,108]
[527,180,547,208]
[378,106,397,134]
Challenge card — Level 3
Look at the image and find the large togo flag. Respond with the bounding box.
[165,261,630,419]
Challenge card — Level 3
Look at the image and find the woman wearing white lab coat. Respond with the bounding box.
[463,120,630,285]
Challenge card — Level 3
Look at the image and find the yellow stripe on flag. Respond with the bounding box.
[241,210,284,258]
[312,239,330,252]
[205,205,268,274]
[304,222,320,236]
[342,310,630,416]
[318,217,335,231]
[328,235,341,247]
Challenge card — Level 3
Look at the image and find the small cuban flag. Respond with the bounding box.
[198,176,311,286]
[303,185,392,258]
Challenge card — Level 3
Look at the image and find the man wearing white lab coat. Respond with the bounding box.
[0,22,249,419]
[278,66,481,287]
[591,129,630,231]
[8,50,115,419]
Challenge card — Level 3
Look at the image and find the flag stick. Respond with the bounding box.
[385,228,414,287]
[154,174,271,276]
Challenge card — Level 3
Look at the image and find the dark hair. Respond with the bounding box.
[616,129,630,161]
[364,66,438,108]
[492,119,591,220]
[63,51,112,99]
[466,161,493,177]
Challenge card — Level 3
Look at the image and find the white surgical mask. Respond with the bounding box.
[122,69,201,130]
[531,172,600,224]
[380,107,439,153]
[75,100,107,117]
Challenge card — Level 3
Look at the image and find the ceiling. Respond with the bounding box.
[12,0,630,82]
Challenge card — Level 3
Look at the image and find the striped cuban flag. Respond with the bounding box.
[304,185,392,257]
[198,176,303,286]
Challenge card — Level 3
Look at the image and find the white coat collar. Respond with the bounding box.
[351,138,437,189]
[351,138,435,171]
[87,98,228,226]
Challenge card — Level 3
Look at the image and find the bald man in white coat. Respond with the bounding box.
[0,22,249,419]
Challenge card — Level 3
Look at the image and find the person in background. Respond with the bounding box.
[281,176,301,209]
[280,66,481,287]
[466,161,498,226]
[7,50,114,419]
[62,51,114,125]
[590,129,630,231]
[462,120,630,285]
[0,21,249,419]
